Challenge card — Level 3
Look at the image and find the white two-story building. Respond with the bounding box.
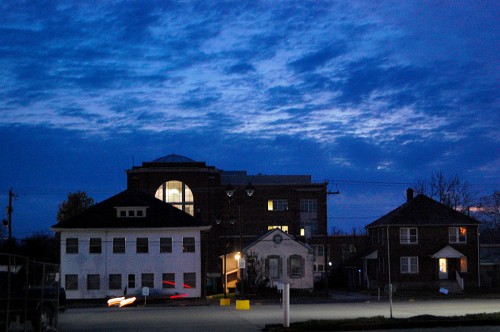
[51,190,210,299]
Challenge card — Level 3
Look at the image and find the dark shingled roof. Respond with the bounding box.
[51,190,205,229]
[365,194,480,228]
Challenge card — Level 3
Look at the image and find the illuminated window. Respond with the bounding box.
[109,274,122,290]
[300,199,317,213]
[141,273,154,288]
[160,237,173,253]
[183,272,196,288]
[65,274,78,290]
[136,238,148,253]
[449,227,467,243]
[268,225,289,233]
[268,199,288,211]
[162,273,175,289]
[89,238,102,254]
[400,257,419,274]
[155,180,194,216]
[400,227,418,244]
[66,238,78,254]
[460,256,468,272]
[87,274,100,290]
[113,238,125,253]
[183,237,195,252]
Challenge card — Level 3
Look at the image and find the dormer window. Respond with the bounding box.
[116,207,148,218]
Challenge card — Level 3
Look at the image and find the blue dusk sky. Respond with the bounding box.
[0,0,498,238]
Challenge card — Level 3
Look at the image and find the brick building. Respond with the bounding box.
[118,154,327,295]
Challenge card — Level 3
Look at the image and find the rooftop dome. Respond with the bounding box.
[152,154,196,163]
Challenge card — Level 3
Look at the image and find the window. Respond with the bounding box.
[116,207,147,218]
[162,273,175,288]
[300,199,317,213]
[400,227,418,244]
[267,256,281,279]
[400,257,419,274]
[160,237,173,253]
[183,237,195,253]
[449,227,467,243]
[65,274,78,290]
[113,238,125,253]
[66,238,78,254]
[460,256,468,272]
[313,245,324,257]
[155,180,194,216]
[109,274,122,290]
[183,273,196,288]
[136,238,148,253]
[89,238,102,254]
[268,200,288,211]
[141,273,154,288]
[289,255,304,278]
[128,274,135,289]
[268,225,289,233]
[87,274,100,290]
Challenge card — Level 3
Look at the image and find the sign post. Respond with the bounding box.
[142,286,149,306]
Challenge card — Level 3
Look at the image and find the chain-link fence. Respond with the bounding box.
[0,253,63,331]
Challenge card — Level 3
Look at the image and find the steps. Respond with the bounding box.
[439,280,462,294]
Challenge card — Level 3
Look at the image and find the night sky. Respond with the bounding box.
[0,1,498,238]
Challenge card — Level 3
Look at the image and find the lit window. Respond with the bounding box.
[66,238,78,254]
[155,180,194,216]
[268,200,288,211]
[400,257,419,274]
[268,225,289,233]
[400,228,418,244]
[109,274,122,290]
[460,256,468,272]
[449,227,467,243]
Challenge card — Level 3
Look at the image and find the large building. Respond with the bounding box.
[126,154,328,294]
[53,154,328,298]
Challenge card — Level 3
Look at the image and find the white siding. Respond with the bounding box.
[60,228,203,299]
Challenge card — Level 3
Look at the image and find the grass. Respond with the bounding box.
[266,312,500,331]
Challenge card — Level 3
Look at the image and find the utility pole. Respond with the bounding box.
[325,183,340,295]
[6,189,15,241]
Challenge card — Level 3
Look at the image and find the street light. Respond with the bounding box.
[216,216,235,299]
[224,183,254,299]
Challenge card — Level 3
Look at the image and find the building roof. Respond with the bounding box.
[51,190,207,229]
[221,171,313,185]
[365,194,480,228]
[152,154,196,163]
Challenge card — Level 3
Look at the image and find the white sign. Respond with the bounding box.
[142,287,150,296]
[239,258,246,269]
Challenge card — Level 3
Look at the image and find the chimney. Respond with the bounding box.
[406,188,414,202]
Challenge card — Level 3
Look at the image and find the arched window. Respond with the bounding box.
[155,180,194,216]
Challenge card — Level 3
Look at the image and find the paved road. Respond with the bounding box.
[50,298,500,332]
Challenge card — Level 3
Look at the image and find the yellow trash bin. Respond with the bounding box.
[235,299,250,310]
[220,298,230,306]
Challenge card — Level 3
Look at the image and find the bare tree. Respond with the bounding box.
[414,170,477,212]
[57,191,95,222]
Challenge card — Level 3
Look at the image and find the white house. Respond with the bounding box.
[244,228,314,291]
[51,190,210,299]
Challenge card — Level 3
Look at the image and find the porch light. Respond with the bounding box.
[225,184,235,198]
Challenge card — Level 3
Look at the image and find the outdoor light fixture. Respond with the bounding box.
[234,252,241,261]
[245,183,255,197]
[225,184,235,198]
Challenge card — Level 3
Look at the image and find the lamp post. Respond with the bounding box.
[223,183,254,299]
[216,216,235,299]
